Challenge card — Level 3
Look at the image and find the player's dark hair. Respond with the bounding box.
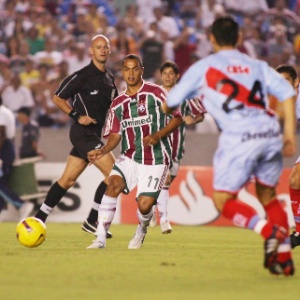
[122,54,143,68]
[160,60,180,75]
[276,64,298,81]
[211,16,239,46]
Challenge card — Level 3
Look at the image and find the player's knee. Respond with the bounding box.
[289,173,300,189]
[58,178,76,190]
[105,177,124,197]
[137,198,154,215]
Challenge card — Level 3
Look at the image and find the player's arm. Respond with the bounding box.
[184,113,205,125]
[281,96,296,157]
[53,95,97,126]
[143,116,183,147]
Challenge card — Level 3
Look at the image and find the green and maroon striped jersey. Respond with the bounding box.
[104,81,181,165]
[172,96,206,162]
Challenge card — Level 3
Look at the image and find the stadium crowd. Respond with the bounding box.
[0,0,300,128]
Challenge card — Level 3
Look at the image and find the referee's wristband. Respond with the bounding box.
[68,109,80,121]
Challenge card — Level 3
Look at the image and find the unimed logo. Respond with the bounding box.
[121,115,152,129]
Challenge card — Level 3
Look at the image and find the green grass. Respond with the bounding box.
[1,223,299,300]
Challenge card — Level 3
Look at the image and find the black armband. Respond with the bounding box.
[68,109,80,121]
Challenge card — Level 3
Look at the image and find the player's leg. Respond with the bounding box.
[86,174,125,249]
[35,155,87,222]
[128,164,168,249]
[156,172,172,233]
[288,162,300,248]
[87,155,130,249]
[257,182,294,276]
[82,152,115,237]
[155,161,178,233]
[213,136,289,275]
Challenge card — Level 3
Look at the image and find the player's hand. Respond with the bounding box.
[87,149,103,163]
[282,138,296,157]
[78,115,97,126]
[143,133,160,147]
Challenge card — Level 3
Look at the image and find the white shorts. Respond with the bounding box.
[110,155,168,199]
[213,125,283,193]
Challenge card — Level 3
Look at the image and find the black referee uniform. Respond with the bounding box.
[55,60,118,161]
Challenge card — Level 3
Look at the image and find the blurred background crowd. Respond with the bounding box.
[1,0,300,129]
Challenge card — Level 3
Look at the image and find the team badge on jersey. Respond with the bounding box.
[138,103,146,113]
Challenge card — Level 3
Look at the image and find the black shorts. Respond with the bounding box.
[69,123,104,162]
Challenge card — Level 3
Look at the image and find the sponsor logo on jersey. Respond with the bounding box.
[241,129,280,142]
[121,115,152,129]
[227,65,250,74]
[90,90,99,95]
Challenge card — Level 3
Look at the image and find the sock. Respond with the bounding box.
[264,198,291,261]
[157,188,169,224]
[95,195,117,243]
[87,181,107,224]
[35,181,67,222]
[289,187,300,233]
[136,209,153,235]
[264,199,288,233]
[222,198,273,239]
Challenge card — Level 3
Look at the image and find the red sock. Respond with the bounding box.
[264,199,288,233]
[289,187,300,232]
[222,199,258,228]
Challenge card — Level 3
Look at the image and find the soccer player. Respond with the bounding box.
[163,17,296,276]
[274,65,300,249]
[34,35,117,238]
[86,54,183,249]
[150,60,206,233]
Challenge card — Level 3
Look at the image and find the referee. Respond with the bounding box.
[35,35,117,238]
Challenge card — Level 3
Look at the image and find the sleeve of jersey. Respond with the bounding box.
[167,61,204,108]
[55,73,83,100]
[267,66,296,102]
[187,96,207,116]
[103,108,121,138]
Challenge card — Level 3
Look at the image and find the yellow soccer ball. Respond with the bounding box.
[16,217,46,248]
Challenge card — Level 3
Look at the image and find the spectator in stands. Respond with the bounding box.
[110,21,138,57]
[1,73,34,113]
[65,42,90,75]
[19,58,40,88]
[16,106,41,159]
[0,95,34,219]
[34,37,64,67]
[140,29,165,80]
[25,26,45,55]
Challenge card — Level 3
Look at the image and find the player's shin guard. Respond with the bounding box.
[136,209,153,235]
[156,188,169,224]
[95,195,117,243]
[35,181,67,222]
[289,187,300,233]
[264,198,293,274]
[222,198,274,239]
[87,181,107,223]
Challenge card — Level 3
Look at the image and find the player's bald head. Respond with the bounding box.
[91,34,110,46]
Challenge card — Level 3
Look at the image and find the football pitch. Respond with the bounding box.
[1,223,299,300]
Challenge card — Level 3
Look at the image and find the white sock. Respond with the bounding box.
[96,195,117,243]
[92,202,100,211]
[157,188,169,224]
[39,203,53,215]
[136,209,153,235]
